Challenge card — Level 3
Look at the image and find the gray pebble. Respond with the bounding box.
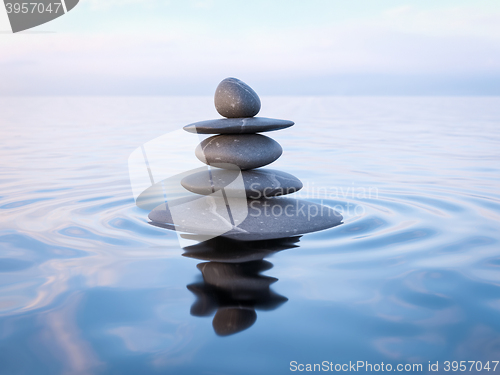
[183,117,294,134]
[181,168,303,198]
[215,77,261,118]
[195,134,282,170]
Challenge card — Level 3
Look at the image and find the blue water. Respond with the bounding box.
[1,97,500,374]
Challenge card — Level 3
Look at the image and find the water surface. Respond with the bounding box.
[1,97,500,374]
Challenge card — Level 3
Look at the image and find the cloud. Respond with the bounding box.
[1,3,500,94]
[378,5,500,38]
[189,0,214,10]
[86,0,160,11]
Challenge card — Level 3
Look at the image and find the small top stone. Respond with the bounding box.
[215,78,261,118]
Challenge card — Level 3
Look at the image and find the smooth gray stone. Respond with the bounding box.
[195,134,282,170]
[214,77,261,118]
[183,117,294,134]
[181,168,303,198]
[148,196,343,241]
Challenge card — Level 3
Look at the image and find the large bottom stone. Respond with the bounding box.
[148,195,343,241]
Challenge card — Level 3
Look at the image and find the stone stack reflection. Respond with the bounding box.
[184,236,300,336]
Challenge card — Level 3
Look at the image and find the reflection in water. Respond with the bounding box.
[3,97,500,373]
[183,236,300,336]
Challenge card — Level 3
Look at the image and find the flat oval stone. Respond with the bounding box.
[183,117,294,134]
[214,77,261,118]
[181,168,303,198]
[195,134,282,170]
[148,196,343,241]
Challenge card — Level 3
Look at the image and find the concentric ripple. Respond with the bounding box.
[1,97,500,374]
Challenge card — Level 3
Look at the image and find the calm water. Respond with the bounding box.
[1,97,500,375]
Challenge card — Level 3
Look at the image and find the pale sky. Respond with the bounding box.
[1,0,500,95]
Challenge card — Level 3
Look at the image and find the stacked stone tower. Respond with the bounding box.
[148,78,342,240]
